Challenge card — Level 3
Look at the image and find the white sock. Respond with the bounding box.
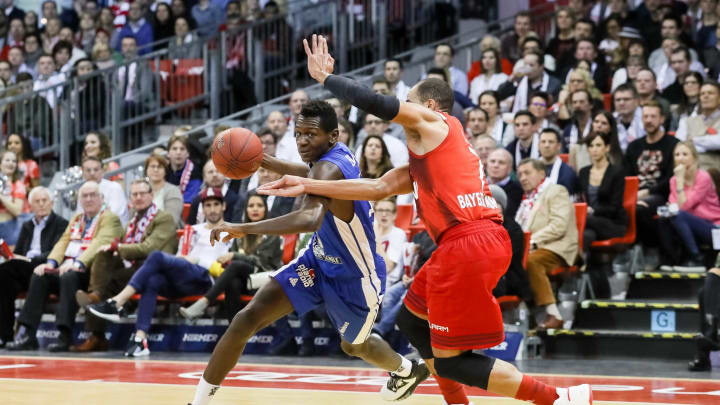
[546,303,563,320]
[393,356,413,377]
[191,377,220,405]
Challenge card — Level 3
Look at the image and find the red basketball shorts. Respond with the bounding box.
[404,220,512,350]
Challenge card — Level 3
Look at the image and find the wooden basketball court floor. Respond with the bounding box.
[1,355,719,405]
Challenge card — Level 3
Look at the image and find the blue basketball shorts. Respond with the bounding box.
[271,248,385,344]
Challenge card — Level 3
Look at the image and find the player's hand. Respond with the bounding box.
[257,175,307,197]
[304,34,334,84]
[209,223,246,246]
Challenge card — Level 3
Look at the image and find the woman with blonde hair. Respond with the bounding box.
[556,68,603,121]
[659,141,720,270]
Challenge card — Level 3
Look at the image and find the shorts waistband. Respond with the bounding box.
[438,220,502,244]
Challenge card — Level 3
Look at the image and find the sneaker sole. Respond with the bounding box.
[380,362,431,401]
[87,307,121,323]
[178,307,198,321]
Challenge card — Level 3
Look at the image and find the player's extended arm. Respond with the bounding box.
[258,164,413,201]
[304,34,443,134]
[261,153,311,177]
[210,161,342,244]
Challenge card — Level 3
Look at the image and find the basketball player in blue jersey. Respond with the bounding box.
[188,101,429,405]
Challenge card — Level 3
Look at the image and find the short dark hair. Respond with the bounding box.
[426,67,449,83]
[638,68,657,81]
[515,10,532,22]
[701,80,720,95]
[435,42,454,56]
[522,36,543,51]
[51,40,72,58]
[24,32,42,46]
[15,72,33,83]
[416,78,455,113]
[613,83,638,98]
[530,91,550,105]
[256,127,277,144]
[576,17,596,30]
[576,38,596,51]
[662,14,683,30]
[514,110,536,125]
[372,76,391,88]
[468,107,489,121]
[478,90,499,106]
[385,58,403,69]
[670,46,691,62]
[299,100,338,134]
[540,127,562,143]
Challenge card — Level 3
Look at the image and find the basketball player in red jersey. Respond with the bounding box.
[260,35,593,405]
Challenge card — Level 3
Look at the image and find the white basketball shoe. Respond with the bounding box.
[554,384,593,405]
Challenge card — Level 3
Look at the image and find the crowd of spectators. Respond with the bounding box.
[0,0,719,368]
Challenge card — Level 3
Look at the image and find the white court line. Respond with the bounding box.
[0,364,35,370]
[0,378,698,405]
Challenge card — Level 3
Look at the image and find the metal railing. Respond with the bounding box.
[49,2,559,219]
[3,0,450,179]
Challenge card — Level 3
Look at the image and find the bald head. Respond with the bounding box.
[266,110,288,138]
[79,180,103,216]
[289,90,309,119]
[487,148,513,182]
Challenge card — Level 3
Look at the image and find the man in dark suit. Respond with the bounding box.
[497,51,562,111]
[0,187,67,347]
[539,128,578,195]
[487,148,523,220]
[233,166,296,222]
[560,39,610,93]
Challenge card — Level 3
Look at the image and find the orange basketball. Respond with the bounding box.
[211,127,263,179]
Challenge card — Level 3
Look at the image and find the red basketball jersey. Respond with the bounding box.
[408,112,502,242]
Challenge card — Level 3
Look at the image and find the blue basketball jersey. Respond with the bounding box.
[270,143,386,343]
[309,143,385,287]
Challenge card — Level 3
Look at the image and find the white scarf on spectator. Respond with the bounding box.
[513,73,550,114]
[515,134,540,167]
[547,157,563,186]
[615,107,645,151]
[568,118,591,149]
[515,178,550,231]
[490,118,505,144]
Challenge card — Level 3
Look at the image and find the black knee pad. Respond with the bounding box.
[395,304,434,359]
[434,352,496,390]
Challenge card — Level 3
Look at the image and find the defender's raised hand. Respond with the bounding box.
[257,175,307,197]
[303,34,334,84]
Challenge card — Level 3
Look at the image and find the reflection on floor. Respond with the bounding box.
[1,356,719,404]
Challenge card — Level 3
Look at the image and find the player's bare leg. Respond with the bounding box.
[397,305,592,405]
[341,334,406,371]
[190,279,294,405]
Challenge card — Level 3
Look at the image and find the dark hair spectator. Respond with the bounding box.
[359,134,393,179]
[578,131,628,297]
[5,134,39,189]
